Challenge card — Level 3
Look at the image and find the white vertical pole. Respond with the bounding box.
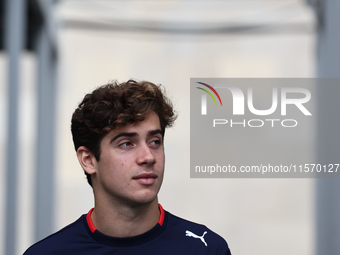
[316,1,340,255]
[34,0,57,241]
[4,0,26,254]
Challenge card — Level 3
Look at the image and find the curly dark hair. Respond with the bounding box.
[71,80,177,186]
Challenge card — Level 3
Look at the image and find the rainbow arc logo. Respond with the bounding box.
[196,82,223,106]
[196,82,222,115]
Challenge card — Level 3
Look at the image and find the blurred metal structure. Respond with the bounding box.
[2,0,58,254]
[34,0,58,244]
[4,1,25,255]
[315,1,340,255]
[61,0,315,35]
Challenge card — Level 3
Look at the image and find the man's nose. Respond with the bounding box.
[137,144,156,165]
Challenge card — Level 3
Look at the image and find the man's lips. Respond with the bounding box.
[133,173,158,185]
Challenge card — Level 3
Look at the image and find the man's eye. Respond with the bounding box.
[150,139,161,146]
[119,142,133,148]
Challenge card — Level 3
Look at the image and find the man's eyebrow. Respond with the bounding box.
[110,129,163,143]
[148,129,163,137]
[110,132,138,143]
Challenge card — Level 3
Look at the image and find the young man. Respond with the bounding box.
[24,80,231,254]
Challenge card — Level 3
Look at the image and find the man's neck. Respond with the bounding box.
[90,199,160,238]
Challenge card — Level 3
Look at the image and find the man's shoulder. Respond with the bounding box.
[163,211,231,254]
[166,211,226,240]
[23,215,90,255]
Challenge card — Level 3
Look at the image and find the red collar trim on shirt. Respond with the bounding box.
[157,203,165,226]
[86,208,96,233]
[86,204,165,233]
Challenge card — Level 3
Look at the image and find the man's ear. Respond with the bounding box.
[77,146,97,175]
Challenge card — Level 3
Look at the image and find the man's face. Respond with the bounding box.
[92,111,165,206]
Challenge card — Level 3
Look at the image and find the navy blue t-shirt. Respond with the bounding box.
[24,205,231,254]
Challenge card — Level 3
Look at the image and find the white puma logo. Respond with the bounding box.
[185,230,208,246]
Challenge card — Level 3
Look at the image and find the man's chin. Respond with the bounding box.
[127,194,158,208]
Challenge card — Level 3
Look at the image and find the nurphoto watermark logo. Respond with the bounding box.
[189,78,337,178]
